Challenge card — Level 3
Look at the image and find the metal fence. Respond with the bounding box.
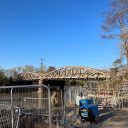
[0,84,51,128]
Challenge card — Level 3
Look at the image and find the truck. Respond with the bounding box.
[79,98,99,123]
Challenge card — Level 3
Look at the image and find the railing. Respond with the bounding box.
[0,84,51,128]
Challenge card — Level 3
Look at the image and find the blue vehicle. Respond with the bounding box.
[79,99,99,123]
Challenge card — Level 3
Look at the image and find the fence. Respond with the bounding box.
[0,84,51,128]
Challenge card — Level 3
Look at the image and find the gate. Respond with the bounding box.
[0,84,51,128]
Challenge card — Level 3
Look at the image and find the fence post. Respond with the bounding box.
[11,88,14,128]
[48,84,51,128]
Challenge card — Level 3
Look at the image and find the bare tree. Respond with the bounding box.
[22,65,36,73]
[113,58,123,68]
[0,67,9,85]
[46,66,56,73]
[102,0,128,65]
[5,65,37,78]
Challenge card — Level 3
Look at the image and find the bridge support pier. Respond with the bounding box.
[38,79,43,108]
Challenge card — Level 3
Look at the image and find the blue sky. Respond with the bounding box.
[0,0,119,69]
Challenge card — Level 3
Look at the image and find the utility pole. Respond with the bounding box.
[40,58,44,72]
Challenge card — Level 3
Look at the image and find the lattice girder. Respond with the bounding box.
[13,72,42,81]
[13,66,109,81]
[44,66,109,80]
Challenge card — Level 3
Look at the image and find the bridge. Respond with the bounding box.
[11,66,128,127]
[13,66,110,81]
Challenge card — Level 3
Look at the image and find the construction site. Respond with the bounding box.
[0,66,128,128]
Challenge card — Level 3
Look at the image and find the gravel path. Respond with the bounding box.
[78,108,128,128]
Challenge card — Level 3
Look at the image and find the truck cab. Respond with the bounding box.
[79,99,99,122]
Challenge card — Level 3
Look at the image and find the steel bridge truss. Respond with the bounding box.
[13,72,42,81]
[13,66,109,81]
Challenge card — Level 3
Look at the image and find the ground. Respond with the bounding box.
[78,108,128,128]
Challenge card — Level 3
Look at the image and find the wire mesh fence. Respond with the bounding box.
[0,84,51,128]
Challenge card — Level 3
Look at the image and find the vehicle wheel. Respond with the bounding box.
[81,117,84,123]
[95,116,99,122]
[88,108,94,123]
